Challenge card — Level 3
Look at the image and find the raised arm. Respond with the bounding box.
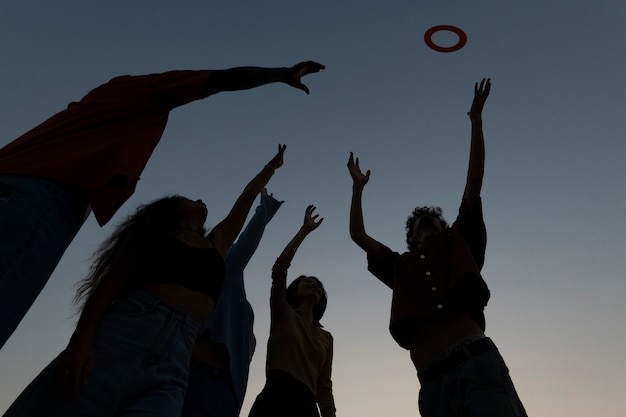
[348,152,382,257]
[271,205,323,319]
[206,61,325,95]
[225,190,283,276]
[318,334,336,417]
[463,78,491,205]
[211,144,285,259]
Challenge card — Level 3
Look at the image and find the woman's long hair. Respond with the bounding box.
[74,195,188,310]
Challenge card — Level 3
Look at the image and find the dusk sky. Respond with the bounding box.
[1,1,625,416]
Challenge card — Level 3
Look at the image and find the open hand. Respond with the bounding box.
[347,152,370,187]
[286,61,326,94]
[303,204,323,232]
[468,78,491,120]
[266,144,286,171]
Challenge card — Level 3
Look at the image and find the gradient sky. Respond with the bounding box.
[1,1,625,416]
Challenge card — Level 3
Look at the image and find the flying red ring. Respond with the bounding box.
[424,25,467,53]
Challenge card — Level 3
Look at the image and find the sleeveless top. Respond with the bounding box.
[132,235,226,301]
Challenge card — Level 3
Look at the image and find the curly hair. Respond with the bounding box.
[405,206,448,249]
[286,275,328,323]
[74,195,196,311]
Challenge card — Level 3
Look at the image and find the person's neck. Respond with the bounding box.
[297,301,317,325]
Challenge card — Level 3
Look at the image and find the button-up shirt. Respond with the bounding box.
[367,198,490,349]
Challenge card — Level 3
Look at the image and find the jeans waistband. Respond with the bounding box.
[418,337,496,383]
[116,288,203,336]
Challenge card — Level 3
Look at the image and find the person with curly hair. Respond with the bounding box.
[348,80,527,416]
[3,145,286,417]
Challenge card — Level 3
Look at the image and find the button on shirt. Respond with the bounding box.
[366,197,490,349]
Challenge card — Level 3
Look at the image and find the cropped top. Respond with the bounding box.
[133,235,226,301]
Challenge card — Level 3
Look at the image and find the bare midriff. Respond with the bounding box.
[142,283,215,322]
[409,312,484,371]
[191,339,230,370]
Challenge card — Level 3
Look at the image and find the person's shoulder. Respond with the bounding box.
[319,328,334,343]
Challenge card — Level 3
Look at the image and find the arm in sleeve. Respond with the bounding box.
[317,333,336,417]
[366,243,399,289]
[83,70,214,110]
[225,193,282,276]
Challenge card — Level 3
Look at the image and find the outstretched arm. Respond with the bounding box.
[206,61,325,95]
[348,152,382,257]
[225,189,283,276]
[271,205,323,319]
[463,78,491,205]
[211,144,286,259]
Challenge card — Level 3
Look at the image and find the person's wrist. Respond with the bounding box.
[258,165,275,180]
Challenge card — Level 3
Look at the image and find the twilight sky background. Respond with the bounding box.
[1,1,625,416]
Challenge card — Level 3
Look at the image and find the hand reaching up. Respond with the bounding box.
[303,205,323,233]
[266,144,287,171]
[347,152,370,188]
[468,78,491,121]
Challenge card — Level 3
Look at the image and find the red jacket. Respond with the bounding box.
[0,70,212,225]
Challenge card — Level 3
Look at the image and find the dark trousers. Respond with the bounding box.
[248,372,319,417]
[418,338,528,417]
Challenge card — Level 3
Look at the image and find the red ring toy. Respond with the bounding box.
[424,25,467,53]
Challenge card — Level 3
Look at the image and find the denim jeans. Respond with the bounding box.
[418,338,528,417]
[0,174,88,348]
[3,289,202,417]
[181,360,239,417]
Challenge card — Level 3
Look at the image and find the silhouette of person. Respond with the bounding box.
[3,145,286,417]
[248,205,336,417]
[0,62,324,349]
[348,80,528,416]
[181,188,282,417]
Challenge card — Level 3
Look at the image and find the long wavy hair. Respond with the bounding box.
[74,195,192,310]
[286,275,328,324]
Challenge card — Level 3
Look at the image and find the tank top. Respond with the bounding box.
[134,235,226,301]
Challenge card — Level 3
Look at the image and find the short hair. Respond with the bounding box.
[405,206,449,249]
[286,275,328,323]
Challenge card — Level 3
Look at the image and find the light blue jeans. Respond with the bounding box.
[0,174,88,348]
[3,289,203,417]
[181,360,239,417]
